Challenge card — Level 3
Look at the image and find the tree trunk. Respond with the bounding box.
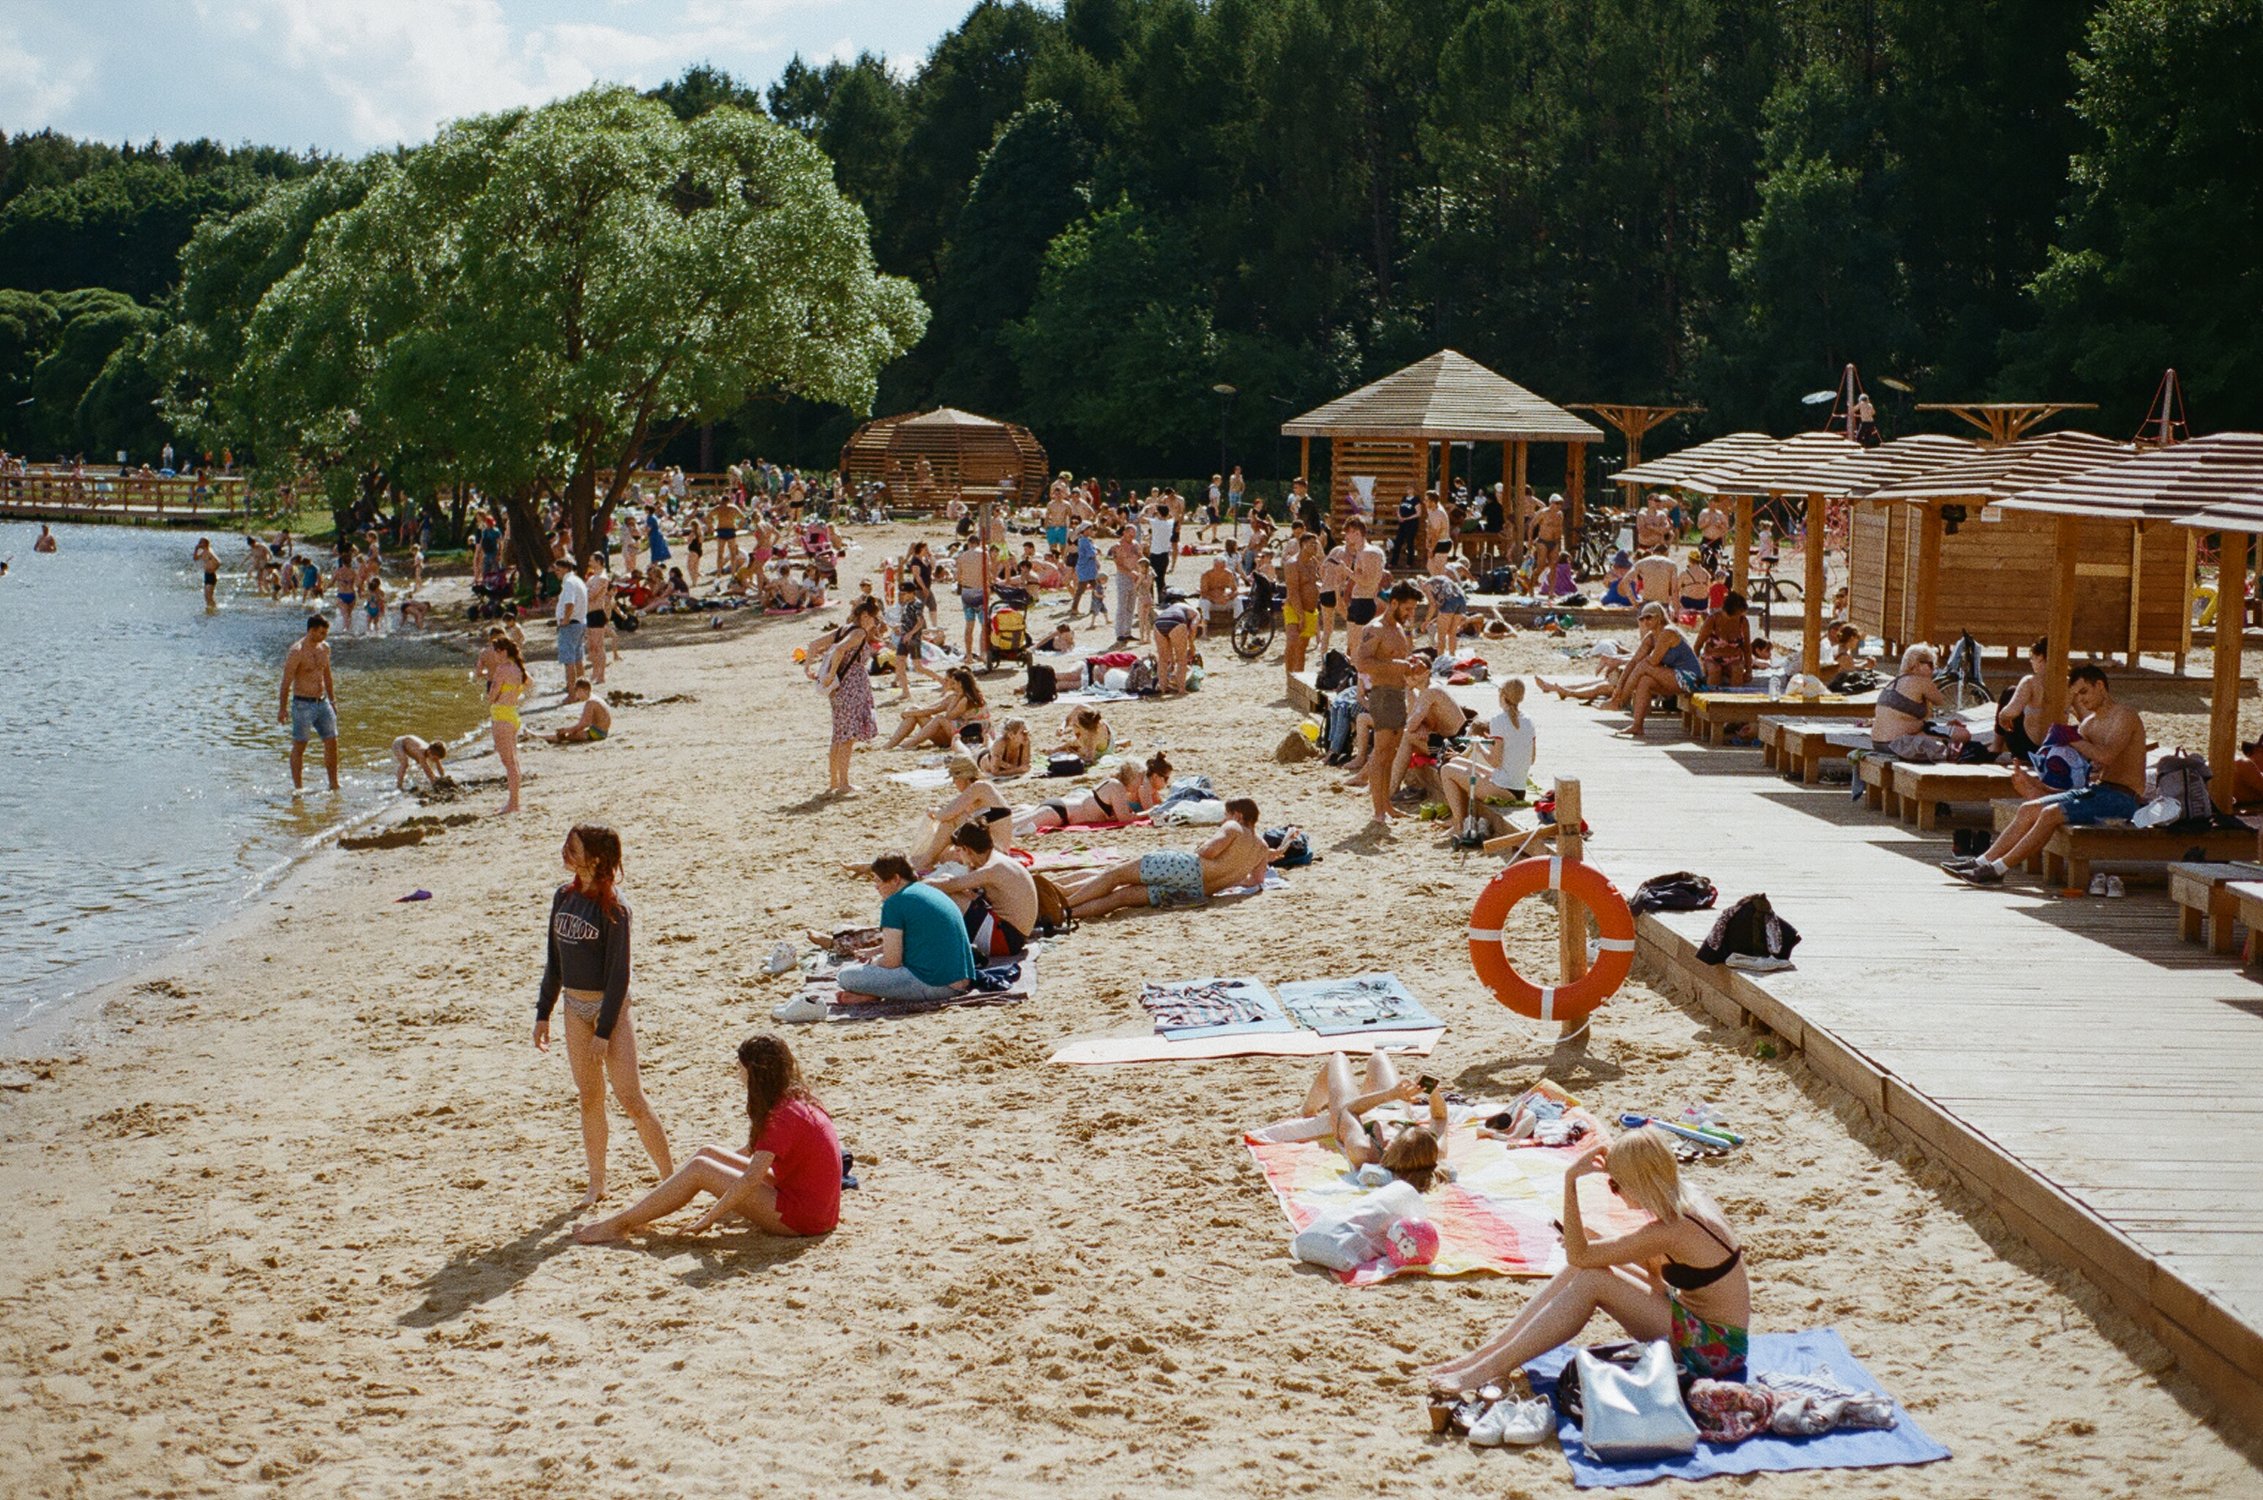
[500,488,552,599]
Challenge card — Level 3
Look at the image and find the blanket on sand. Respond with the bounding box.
[1246,1111,1647,1284]
[787,955,1037,1022]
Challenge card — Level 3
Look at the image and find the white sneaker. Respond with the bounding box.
[2088,873,2109,896]
[1498,1397,1554,1446]
[2104,875,2126,898]
[763,940,800,975]
[771,992,829,1024]
[1465,1399,1512,1447]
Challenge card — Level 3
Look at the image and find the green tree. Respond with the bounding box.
[26,289,157,456]
[0,160,272,300]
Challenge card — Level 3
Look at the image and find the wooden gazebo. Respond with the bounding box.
[1280,350,1602,537]
[1611,433,1776,498]
[840,408,1048,512]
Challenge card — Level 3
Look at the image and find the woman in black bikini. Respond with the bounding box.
[1017,753,1172,833]
[1427,1124,1750,1405]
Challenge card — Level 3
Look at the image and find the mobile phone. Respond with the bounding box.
[1416,1074,1440,1094]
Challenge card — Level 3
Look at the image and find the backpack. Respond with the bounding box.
[1025,662,1058,705]
[1126,657,1160,695]
[1630,872,1719,913]
[2150,751,2212,826]
[1482,567,1514,595]
[1323,692,1361,764]
[1263,826,1315,867]
[1031,872,1077,935]
[1316,648,1355,693]
[1696,893,1800,965]
[1828,668,1881,694]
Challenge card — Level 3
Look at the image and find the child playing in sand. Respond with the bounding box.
[549,681,612,744]
[390,734,450,789]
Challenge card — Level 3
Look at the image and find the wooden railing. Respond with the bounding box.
[0,469,249,524]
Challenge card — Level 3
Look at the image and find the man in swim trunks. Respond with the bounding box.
[549,680,613,744]
[1634,494,1672,554]
[710,496,744,575]
[1695,498,1732,573]
[1351,583,1422,828]
[192,536,220,607]
[953,539,991,660]
[925,820,1040,958]
[1528,495,1566,573]
[1064,798,1277,919]
[278,614,339,791]
[1283,518,1322,674]
[1343,518,1386,626]
[1951,664,2147,886]
[1044,481,1072,556]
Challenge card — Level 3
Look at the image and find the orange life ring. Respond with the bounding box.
[1467,855,1636,1023]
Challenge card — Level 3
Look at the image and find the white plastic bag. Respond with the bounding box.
[1289,1180,1424,1271]
[1156,797,1227,826]
[1103,668,1131,691]
[2131,795,2179,829]
[1576,1340,1699,1460]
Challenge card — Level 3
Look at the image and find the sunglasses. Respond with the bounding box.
[1606,1176,1621,1196]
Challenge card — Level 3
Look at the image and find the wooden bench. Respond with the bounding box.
[1683,691,1871,746]
[2168,861,2263,954]
[1856,754,1893,812]
[1764,719,1858,785]
[2233,882,2263,964]
[1887,762,2018,830]
[1989,799,2258,889]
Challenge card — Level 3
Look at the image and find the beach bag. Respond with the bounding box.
[1046,753,1086,777]
[1482,567,1514,594]
[1316,648,1355,693]
[1630,872,1718,913]
[1263,827,1314,867]
[1288,1180,1425,1272]
[1025,662,1058,705]
[1696,893,1800,965]
[1828,668,1881,694]
[1031,873,1076,936]
[2030,727,2089,792]
[1126,657,1160,695]
[2149,751,2211,827]
[1574,1341,1700,1461]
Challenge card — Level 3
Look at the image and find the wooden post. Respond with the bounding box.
[1732,496,1753,593]
[1298,436,1310,488]
[2211,530,2249,814]
[1510,441,1530,565]
[2125,526,2145,668]
[1566,442,1587,564]
[1552,776,1588,1040]
[1801,492,1826,695]
[1913,505,1943,649]
[2041,515,2080,727]
[1438,440,1451,500]
[2179,529,2197,675]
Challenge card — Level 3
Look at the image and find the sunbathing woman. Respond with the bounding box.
[1248,1049,1449,1188]
[1675,549,1714,616]
[1053,706,1114,764]
[912,754,1013,871]
[1016,753,1170,834]
[1870,643,1960,762]
[884,666,986,751]
[574,1033,840,1244]
[977,717,1031,778]
[1426,1124,1750,1407]
[1611,603,1701,737]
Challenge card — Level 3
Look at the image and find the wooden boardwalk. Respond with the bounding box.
[1542,701,2263,1430]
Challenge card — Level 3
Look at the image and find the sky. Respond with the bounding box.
[1,0,984,154]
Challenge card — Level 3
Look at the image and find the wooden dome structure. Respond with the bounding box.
[840,408,1049,512]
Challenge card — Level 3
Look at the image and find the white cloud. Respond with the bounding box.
[0,21,96,132]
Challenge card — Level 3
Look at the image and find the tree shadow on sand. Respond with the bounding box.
[398,1208,577,1328]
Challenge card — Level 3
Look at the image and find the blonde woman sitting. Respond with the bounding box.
[910,754,1011,872]
[1439,679,1536,839]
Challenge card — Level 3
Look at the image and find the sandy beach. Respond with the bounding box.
[3,523,2258,1497]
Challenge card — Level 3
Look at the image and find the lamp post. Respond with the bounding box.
[1212,382,1237,537]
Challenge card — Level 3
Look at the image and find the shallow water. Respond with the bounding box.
[0,522,488,1033]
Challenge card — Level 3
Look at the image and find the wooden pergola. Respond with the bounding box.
[1280,350,1602,546]
[1567,403,1702,471]
[2001,433,2263,812]
[840,407,1049,512]
[1916,401,2099,447]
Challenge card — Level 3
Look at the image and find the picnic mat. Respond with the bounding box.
[886,766,958,789]
[1276,973,1441,1035]
[1527,1329,1950,1487]
[1139,976,1294,1039]
[801,955,1036,1022]
[1015,844,1127,873]
[1049,1027,1443,1066]
[1019,815,1151,836]
[1245,1115,1646,1284]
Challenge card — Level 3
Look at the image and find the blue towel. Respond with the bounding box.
[1527,1329,1950,1488]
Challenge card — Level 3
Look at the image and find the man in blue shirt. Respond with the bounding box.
[835,855,978,1002]
[1071,525,1102,621]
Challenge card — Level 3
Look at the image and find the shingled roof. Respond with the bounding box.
[1280,350,1603,443]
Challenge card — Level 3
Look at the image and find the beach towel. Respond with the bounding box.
[1049,1027,1444,1066]
[1014,844,1128,873]
[791,956,1037,1022]
[1245,1115,1647,1284]
[1528,1329,1950,1487]
[1212,868,1289,900]
[886,766,958,789]
[1019,815,1151,836]
[1276,973,1440,1035]
[1138,977,1293,1039]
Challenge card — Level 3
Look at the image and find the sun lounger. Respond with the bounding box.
[1887,761,2018,830]
[1683,691,1872,746]
[1989,799,2258,889]
[2167,861,2263,954]
[1764,718,1858,784]
[2232,882,2263,965]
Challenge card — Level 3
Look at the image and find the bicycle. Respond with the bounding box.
[1232,575,1279,661]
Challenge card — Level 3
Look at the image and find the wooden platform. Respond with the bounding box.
[2170,862,2263,955]
[1537,705,2263,1430]
[1763,718,1858,784]
[1888,761,2018,829]
[1988,800,2258,889]
[1683,690,1872,745]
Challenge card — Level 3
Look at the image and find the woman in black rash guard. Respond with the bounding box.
[535,824,674,1210]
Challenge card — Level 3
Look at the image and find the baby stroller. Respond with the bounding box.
[985,587,1033,668]
[467,567,514,620]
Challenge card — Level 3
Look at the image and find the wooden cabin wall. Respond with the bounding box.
[1928,510,2188,654]
[1329,440,1425,524]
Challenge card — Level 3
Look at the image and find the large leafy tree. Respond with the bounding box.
[228,86,925,572]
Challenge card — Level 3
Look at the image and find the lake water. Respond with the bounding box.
[0,522,488,1038]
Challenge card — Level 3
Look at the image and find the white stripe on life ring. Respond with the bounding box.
[1538,985,1556,1020]
[1548,855,1565,890]
[1597,937,1637,953]
[1467,927,1505,943]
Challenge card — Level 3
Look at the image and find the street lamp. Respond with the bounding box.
[1211,383,1237,535]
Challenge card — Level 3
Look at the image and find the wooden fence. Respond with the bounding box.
[0,469,249,526]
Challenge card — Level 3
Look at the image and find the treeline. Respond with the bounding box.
[1,0,2256,486]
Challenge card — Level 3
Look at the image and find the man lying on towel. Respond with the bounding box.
[1064,797,1276,920]
[925,819,1040,958]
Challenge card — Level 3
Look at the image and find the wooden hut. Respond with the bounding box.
[840,408,1049,512]
[1280,350,1602,535]
[1858,433,2174,663]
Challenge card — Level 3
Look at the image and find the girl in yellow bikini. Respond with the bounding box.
[487,636,529,815]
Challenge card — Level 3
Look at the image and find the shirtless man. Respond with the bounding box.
[1342,518,1387,628]
[278,615,339,792]
[549,680,613,744]
[710,495,744,575]
[1351,583,1422,827]
[1063,798,1278,919]
[1197,552,1239,635]
[953,540,991,659]
[1949,665,2145,886]
[32,523,56,553]
[1696,499,1732,572]
[1043,481,1072,556]
[1529,495,1566,572]
[926,820,1040,957]
[391,734,450,789]
[1992,638,2057,759]
[1628,547,1677,606]
[191,536,221,608]
[1283,519,1322,674]
[1634,495,1672,554]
